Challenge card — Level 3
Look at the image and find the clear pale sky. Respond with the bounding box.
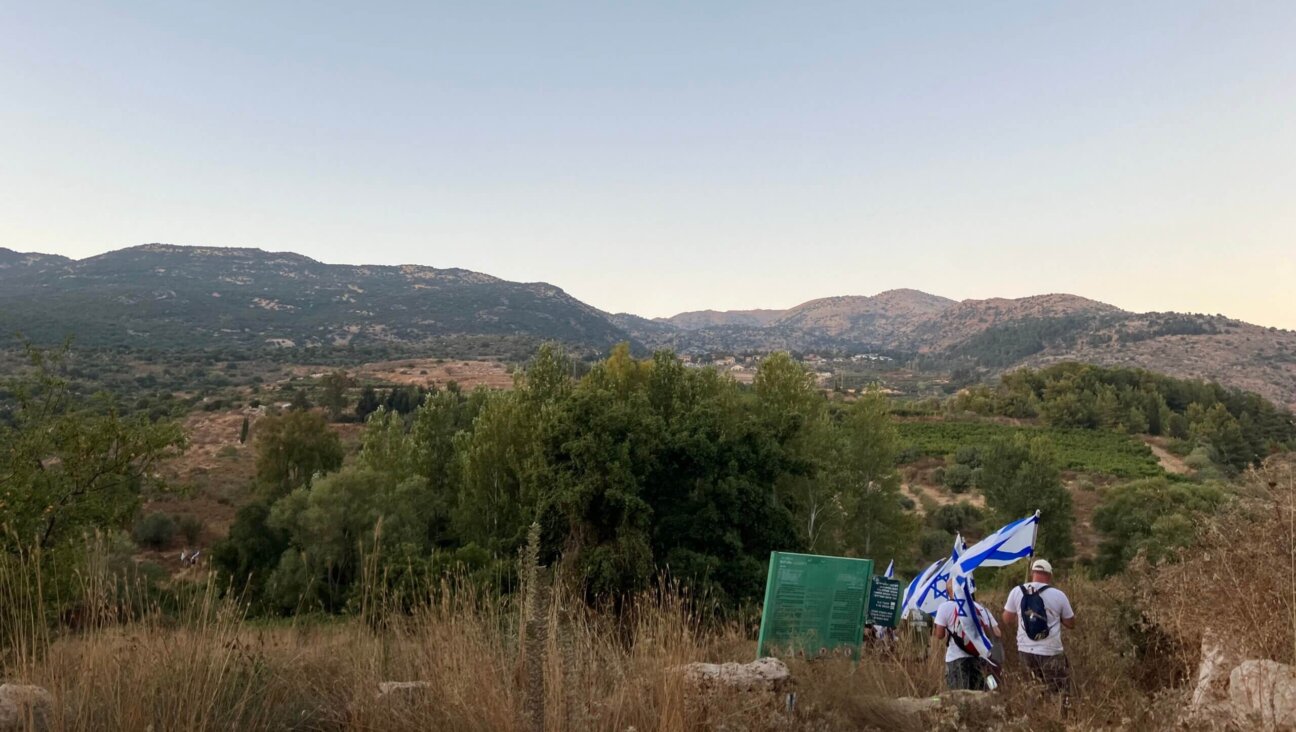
[2,2,1293,327]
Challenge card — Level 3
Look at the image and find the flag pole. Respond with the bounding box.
[1025,509,1041,584]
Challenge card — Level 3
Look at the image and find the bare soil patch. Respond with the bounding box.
[297,358,515,390]
[1144,437,1191,475]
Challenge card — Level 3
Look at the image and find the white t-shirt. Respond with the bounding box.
[1004,582,1074,656]
[934,600,999,662]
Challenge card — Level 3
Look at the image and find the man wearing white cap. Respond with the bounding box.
[1002,559,1075,705]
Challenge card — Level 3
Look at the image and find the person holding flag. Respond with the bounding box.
[933,578,1001,690]
[931,511,1043,690]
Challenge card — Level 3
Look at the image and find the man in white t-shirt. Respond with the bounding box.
[1003,559,1076,702]
[933,597,1001,690]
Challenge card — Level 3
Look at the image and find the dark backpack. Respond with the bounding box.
[1018,584,1052,641]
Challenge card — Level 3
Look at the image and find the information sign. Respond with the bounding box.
[865,576,901,628]
[755,551,874,659]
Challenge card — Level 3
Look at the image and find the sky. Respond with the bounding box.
[2,2,1294,328]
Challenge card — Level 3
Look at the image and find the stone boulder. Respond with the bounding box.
[1191,630,1239,709]
[679,657,792,692]
[1229,660,1296,731]
[872,690,1003,730]
[0,684,53,732]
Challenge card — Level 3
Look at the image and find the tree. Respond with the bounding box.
[318,370,356,421]
[831,392,919,561]
[0,345,185,552]
[253,410,343,498]
[289,387,311,412]
[1191,403,1250,472]
[268,466,433,612]
[1092,477,1227,574]
[538,348,660,599]
[454,392,542,553]
[753,353,831,548]
[355,386,381,421]
[213,502,297,609]
[978,435,1074,561]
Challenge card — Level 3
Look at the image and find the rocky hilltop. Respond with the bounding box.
[635,293,1296,408]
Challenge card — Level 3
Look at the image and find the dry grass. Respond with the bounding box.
[1135,455,1296,666]
[1,557,1171,732]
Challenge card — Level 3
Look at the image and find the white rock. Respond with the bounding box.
[0,684,53,732]
[680,657,792,692]
[377,681,432,697]
[872,690,1001,729]
[1230,660,1296,731]
[1191,629,1238,709]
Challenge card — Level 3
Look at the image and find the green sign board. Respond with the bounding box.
[865,576,901,628]
[756,551,874,659]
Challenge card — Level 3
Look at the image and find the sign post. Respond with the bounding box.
[865,576,901,628]
[756,551,874,660]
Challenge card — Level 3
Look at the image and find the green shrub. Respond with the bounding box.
[920,529,955,561]
[943,463,974,493]
[177,515,205,544]
[928,502,985,535]
[954,445,981,468]
[1183,446,1214,471]
[132,512,177,549]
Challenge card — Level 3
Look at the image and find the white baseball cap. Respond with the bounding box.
[1031,559,1053,574]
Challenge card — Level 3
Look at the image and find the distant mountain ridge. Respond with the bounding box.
[2,243,1294,407]
[0,243,628,352]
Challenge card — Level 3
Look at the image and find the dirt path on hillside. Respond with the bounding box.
[1145,439,1191,475]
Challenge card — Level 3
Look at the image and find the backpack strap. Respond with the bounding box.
[947,630,979,657]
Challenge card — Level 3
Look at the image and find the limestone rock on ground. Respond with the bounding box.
[1229,660,1296,731]
[376,681,433,698]
[0,684,53,732]
[873,689,1003,730]
[680,657,792,692]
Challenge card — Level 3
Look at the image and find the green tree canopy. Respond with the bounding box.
[0,346,185,552]
[977,434,1074,561]
[253,410,343,498]
[1093,477,1227,573]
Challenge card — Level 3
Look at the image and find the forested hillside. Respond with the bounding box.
[0,244,629,353]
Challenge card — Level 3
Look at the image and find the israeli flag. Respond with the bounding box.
[883,560,894,579]
[953,511,1040,576]
[949,569,997,664]
[908,534,968,615]
[900,558,942,619]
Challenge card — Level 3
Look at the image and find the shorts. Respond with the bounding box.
[1019,651,1071,695]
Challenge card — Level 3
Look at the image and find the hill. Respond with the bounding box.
[658,308,785,330]
[0,244,630,354]
[649,292,1296,408]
